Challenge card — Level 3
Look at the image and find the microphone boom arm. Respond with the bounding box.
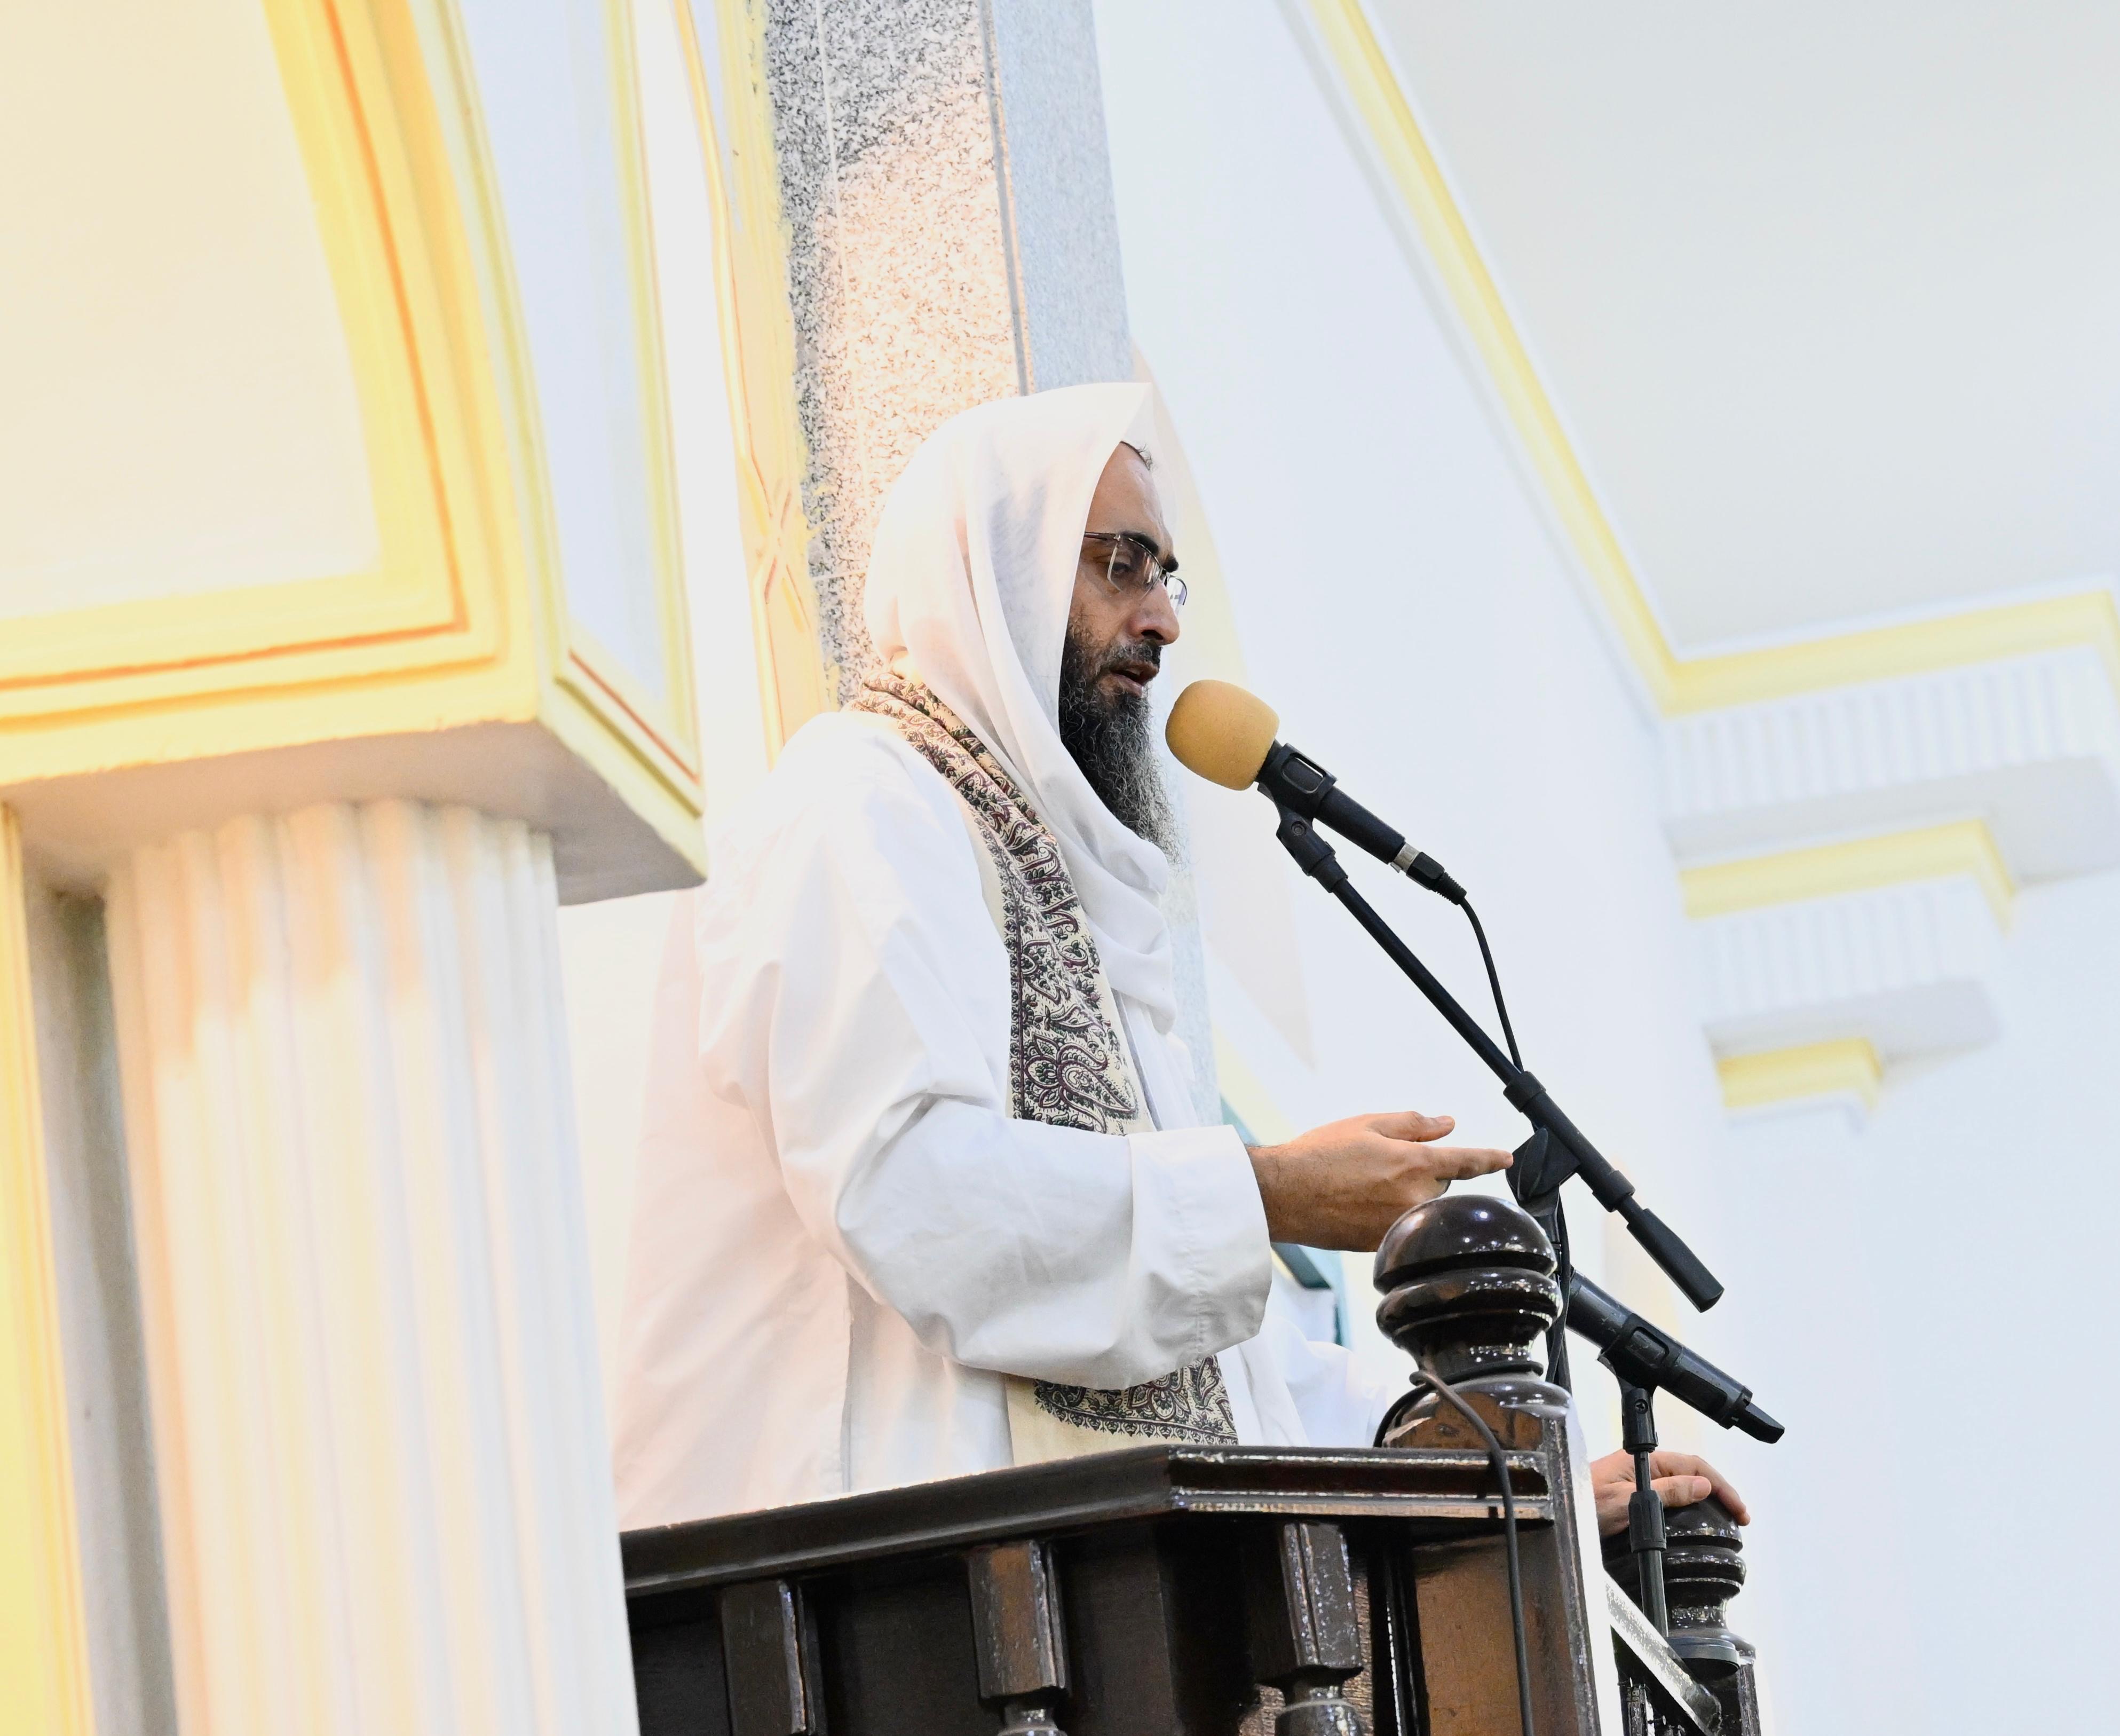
[1267,800,1727,1312]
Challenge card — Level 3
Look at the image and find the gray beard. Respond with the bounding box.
[1058,626,1178,856]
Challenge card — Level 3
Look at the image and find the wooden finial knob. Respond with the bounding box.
[1604,1496,1749,1681]
[1372,1195,1567,1444]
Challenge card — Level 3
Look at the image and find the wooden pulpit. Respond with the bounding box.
[620,1196,1765,1736]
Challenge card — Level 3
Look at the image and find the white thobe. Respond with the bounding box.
[612,713,1398,1528]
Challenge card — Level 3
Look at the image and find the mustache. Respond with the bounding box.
[1095,637,1163,677]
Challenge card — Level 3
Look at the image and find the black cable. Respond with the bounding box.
[1411,1359,1537,1736]
[1461,899,1521,1069]
[1459,899,1568,1382]
[1442,893,1567,1382]
[1453,897,1567,1383]
[1545,1199,1573,1390]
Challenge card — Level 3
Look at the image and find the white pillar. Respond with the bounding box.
[104,801,636,1736]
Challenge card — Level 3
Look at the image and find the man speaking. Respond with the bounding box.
[612,384,1742,1537]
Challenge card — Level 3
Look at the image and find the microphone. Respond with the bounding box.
[1166,677,1730,1318]
[1567,1273,1783,1442]
[1166,680,1466,903]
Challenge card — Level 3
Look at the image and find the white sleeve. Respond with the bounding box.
[1272,1314,1407,1449]
[696,727,1272,1389]
[1260,1301,1406,1449]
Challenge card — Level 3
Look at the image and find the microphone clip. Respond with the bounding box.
[1270,801,1349,891]
[1255,741,1466,902]
[1507,1125,1572,1210]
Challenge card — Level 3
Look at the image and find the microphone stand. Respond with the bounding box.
[1265,802,1725,1321]
[1618,1380,1670,1635]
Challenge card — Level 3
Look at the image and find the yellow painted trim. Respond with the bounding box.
[1720,1038,1883,1113]
[0,0,706,887]
[0,809,97,1736]
[615,0,700,771]
[0,0,513,737]
[417,0,704,823]
[1298,0,2120,715]
[680,0,836,758]
[0,0,534,783]
[1680,819,2015,928]
[1671,587,2120,712]
[547,0,703,794]
[1299,0,1679,707]
[0,0,706,881]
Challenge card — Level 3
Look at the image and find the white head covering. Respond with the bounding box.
[864,383,1178,1030]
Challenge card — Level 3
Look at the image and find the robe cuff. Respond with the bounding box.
[1128,1123,1272,1359]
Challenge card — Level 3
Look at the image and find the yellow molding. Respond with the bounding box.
[1720,1038,1884,1114]
[0,809,97,1736]
[1298,0,2120,717]
[1299,0,1679,707]
[1671,587,2120,713]
[608,0,700,774]
[0,0,516,750]
[1680,819,2015,928]
[423,0,705,814]
[539,0,703,794]
[679,0,836,760]
[0,0,525,763]
[0,0,706,888]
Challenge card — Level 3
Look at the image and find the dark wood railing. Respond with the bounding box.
[622,1197,1764,1735]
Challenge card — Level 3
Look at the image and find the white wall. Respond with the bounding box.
[560,6,2120,1729]
[1093,4,2120,1732]
[559,0,769,1404]
[1713,866,2120,1731]
[1091,0,1733,1401]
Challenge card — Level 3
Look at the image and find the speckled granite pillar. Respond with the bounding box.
[757,0,1218,1122]
[760,0,1133,686]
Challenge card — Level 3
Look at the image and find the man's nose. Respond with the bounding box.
[1134,588,1180,645]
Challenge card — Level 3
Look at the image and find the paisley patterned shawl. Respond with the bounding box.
[850,672,1236,1446]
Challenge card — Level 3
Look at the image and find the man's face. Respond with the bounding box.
[1059,445,1182,847]
[1069,445,1181,705]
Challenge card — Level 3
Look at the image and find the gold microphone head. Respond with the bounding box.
[1166,679,1280,790]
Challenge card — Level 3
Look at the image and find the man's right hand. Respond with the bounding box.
[1247,1112,1511,1251]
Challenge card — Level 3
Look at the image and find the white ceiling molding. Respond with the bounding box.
[1695,875,2003,1067]
[1279,0,2119,1108]
[1668,643,2120,1102]
[1661,645,2120,880]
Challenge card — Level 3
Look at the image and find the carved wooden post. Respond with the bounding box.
[719,1579,821,1736]
[967,1539,1071,1736]
[1370,1195,1618,1736]
[1372,1194,1569,1446]
[1606,1496,1762,1735]
[1244,1520,1367,1735]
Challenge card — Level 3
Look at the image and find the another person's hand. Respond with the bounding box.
[1589,1449,1750,1537]
[1247,1112,1510,1251]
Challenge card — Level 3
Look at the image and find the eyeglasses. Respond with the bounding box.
[1082,531,1186,610]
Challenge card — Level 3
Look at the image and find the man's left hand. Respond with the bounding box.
[1589,1449,1750,1537]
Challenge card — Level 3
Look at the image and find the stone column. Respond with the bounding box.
[759,0,1133,684]
[103,801,634,1736]
[749,0,1218,1115]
